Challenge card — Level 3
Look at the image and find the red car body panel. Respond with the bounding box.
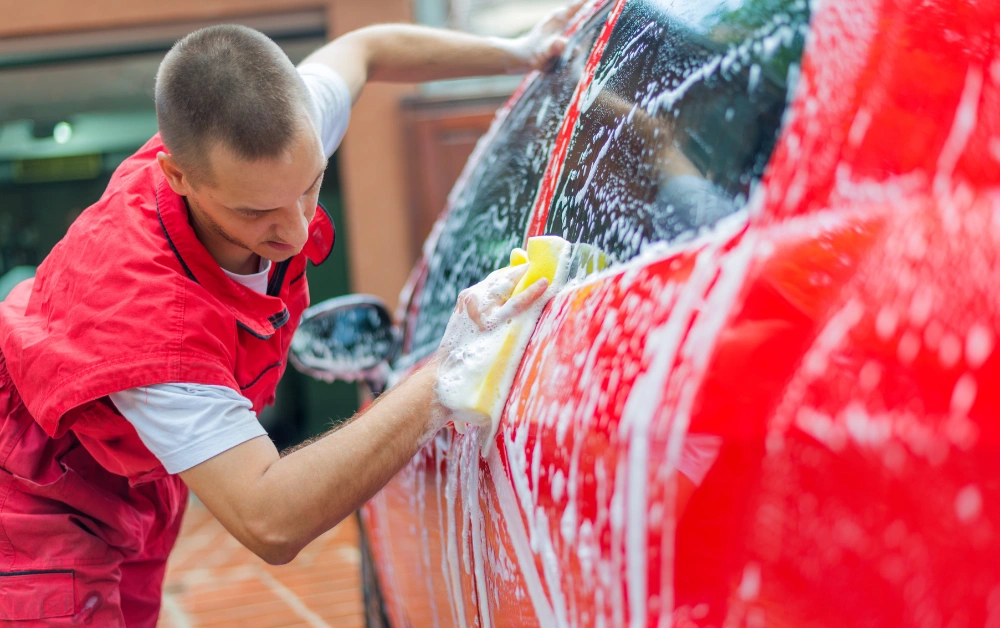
[363,0,1000,625]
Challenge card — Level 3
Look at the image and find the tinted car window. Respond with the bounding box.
[545,0,811,262]
[406,10,609,361]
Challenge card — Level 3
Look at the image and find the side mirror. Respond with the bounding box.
[290,295,399,390]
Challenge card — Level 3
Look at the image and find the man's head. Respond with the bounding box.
[155,25,326,272]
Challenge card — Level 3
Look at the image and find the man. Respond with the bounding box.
[0,5,578,626]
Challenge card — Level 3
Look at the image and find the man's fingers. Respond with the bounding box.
[461,264,554,329]
[484,264,529,296]
[544,37,568,68]
[499,278,550,319]
[496,263,530,283]
[467,298,488,330]
[555,0,588,26]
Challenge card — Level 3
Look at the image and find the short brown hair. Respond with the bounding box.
[155,25,311,181]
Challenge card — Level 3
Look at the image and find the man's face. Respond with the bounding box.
[181,116,327,270]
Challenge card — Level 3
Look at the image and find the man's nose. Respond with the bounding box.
[277,200,314,248]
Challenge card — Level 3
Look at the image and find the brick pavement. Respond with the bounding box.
[157,499,365,628]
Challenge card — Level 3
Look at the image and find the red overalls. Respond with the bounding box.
[0,135,333,626]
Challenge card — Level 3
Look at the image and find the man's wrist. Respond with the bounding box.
[488,36,534,75]
[414,357,450,446]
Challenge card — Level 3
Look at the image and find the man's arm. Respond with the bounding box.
[180,362,440,565]
[181,269,549,566]
[301,0,586,102]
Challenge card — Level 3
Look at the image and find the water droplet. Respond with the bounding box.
[738,562,762,601]
[897,331,920,364]
[940,333,963,368]
[908,286,934,327]
[859,361,882,392]
[955,485,982,523]
[966,323,994,369]
[950,373,978,417]
[876,306,899,340]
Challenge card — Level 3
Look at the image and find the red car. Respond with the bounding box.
[291,0,1000,624]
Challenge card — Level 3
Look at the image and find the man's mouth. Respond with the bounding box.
[267,240,296,253]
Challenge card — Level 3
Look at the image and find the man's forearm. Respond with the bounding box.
[261,363,440,557]
[361,25,529,82]
[301,1,588,102]
[185,362,442,565]
[184,251,553,565]
[303,24,532,100]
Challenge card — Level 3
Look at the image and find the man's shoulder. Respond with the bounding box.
[61,135,165,241]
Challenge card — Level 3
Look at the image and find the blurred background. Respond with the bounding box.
[0,0,560,449]
[1,2,560,625]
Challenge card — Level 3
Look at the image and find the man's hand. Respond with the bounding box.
[505,0,589,73]
[435,265,551,437]
[453,264,549,332]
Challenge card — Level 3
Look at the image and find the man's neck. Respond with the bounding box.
[224,252,262,276]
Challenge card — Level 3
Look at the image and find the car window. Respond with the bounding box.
[404,8,610,363]
[544,0,812,263]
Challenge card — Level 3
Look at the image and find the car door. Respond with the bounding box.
[470,1,826,625]
[306,0,1000,625]
[368,0,823,625]
[467,0,1000,625]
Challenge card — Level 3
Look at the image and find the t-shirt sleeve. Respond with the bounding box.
[298,63,353,158]
[109,383,268,475]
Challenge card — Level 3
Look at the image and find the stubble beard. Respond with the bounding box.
[185,197,259,257]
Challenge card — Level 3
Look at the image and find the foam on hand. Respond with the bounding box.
[437,236,574,456]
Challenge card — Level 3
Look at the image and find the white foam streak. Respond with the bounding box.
[460,433,493,628]
[487,449,559,626]
[646,56,722,116]
[934,65,983,198]
[444,438,469,628]
[435,438,461,627]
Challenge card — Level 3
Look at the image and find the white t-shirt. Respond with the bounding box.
[298,63,353,158]
[109,66,352,475]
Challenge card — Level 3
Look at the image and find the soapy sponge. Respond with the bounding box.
[438,236,574,455]
[474,237,572,425]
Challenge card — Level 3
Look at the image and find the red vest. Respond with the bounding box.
[0,135,334,484]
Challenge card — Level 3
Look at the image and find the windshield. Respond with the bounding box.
[544,0,811,262]
[403,8,610,364]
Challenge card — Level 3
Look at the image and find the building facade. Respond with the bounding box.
[0,0,538,308]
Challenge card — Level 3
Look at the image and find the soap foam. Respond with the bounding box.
[437,239,574,455]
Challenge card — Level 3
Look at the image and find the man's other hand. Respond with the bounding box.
[508,0,590,72]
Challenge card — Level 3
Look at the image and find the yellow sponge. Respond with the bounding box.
[511,236,571,297]
[440,236,610,456]
[469,236,573,453]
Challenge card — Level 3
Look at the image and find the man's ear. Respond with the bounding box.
[157,152,193,197]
